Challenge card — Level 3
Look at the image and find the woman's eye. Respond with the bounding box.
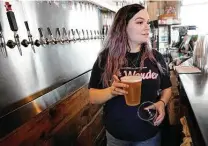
[136,21,143,24]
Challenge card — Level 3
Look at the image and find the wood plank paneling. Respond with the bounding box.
[0,85,105,146]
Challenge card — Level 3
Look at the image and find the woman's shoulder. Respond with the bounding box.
[98,49,109,63]
[151,49,163,58]
[95,48,109,69]
[99,48,109,58]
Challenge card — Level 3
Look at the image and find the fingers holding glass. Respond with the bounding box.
[137,101,157,126]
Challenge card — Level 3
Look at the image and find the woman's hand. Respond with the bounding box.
[109,75,129,96]
[145,100,166,126]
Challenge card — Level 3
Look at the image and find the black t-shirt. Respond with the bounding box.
[88,49,171,142]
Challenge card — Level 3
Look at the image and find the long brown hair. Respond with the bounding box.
[99,4,164,87]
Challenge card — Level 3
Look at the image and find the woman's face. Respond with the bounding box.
[126,9,150,45]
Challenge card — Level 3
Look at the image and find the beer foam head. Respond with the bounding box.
[120,76,142,83]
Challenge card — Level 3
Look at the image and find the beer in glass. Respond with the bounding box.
[120,75,142,106]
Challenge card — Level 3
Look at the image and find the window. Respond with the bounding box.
[180,3,208,34]
[182,0,208,5]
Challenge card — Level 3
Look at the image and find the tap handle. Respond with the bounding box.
[24,21,30,31]
[102,26,105,36]
[47,27,52,36]
[0,21,2,32]
[62,27,67,36]
[105,26,108,35]
[71,29,75,35]
[56,28,61,36]
[5,2,18,31]
[68,30,71,38]
[38,28,43,37]
[56,28,61,37]
[76,29,79,35]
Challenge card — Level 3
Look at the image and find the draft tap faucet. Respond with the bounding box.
[38,27,46,46]
[75,29,81,41]
[71,29,76,42]
[5,2,22,55]
[0,21,7,57]
[56,28,64,44]
[62,27,70,43]
[23,21,36,52]
[46,27,56,44]
[86,30,89,40]
[82,29,85,40]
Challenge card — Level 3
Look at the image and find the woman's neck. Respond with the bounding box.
[129,43,141,53]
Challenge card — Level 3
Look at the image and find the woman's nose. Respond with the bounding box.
[145,23,150,30]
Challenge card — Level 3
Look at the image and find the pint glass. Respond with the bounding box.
[120,75,142,106]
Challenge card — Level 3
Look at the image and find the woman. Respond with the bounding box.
[88,4,172,146]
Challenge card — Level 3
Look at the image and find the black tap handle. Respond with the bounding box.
[56,28,61,36]
[106,26,108,35]
[0,21,2,32]
[82,29,85,34]
[102,26,105,35]
[6,11,18,31]
[76,29,79,35]
[94,30,96,35]
[47,27,52,35]
[62,27,67,35]
[24,21,30,31]
[38,28,43,37]
[71,29,75,35]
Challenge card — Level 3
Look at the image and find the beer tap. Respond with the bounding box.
[90,30,93,40]
[68,29,72,42]
[5,2,22,56]
[20,1,36,52]
[94,30,97,39]
[75,29,81,41]
[86,30,89,40]
[0,21,8,57]
[100,30,103,39]
[21,21,36,53]
[62,27,70,43]
[106,25,109,36]
[37,28,46,46]
[82,29,85,40]
[46,27,56,45]
[71,29,76,42]
[55,28,64,44]
[102,25,105,39]
[97,30,100,39]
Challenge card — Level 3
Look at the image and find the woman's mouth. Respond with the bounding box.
[142,33,149,37]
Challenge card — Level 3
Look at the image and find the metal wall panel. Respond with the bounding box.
[0,1,102,117]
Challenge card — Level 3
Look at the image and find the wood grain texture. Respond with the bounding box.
[0,85,105,146]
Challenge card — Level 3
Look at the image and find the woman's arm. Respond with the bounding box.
[151,87,172,126]
[89,75,129,104]
[89,87,114,104]
[159,87,172,106]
